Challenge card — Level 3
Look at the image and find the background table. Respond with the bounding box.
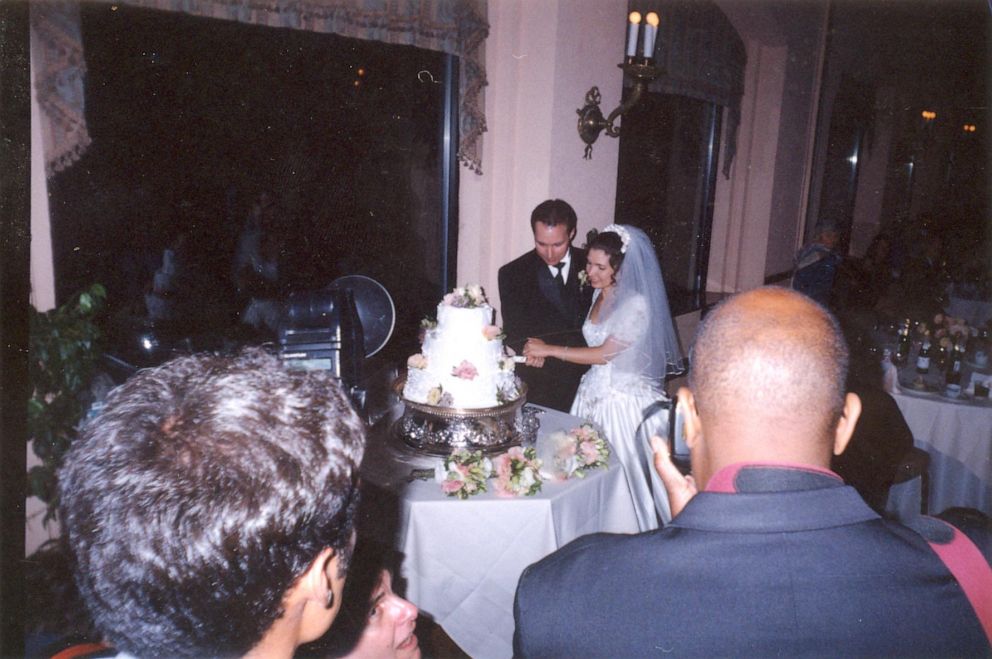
[891,390,992,516]
[361,406,640,659]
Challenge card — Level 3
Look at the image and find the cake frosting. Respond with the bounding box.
[403,285,520,408]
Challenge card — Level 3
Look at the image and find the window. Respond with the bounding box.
[614,91,722,315]
[49,4,458,366]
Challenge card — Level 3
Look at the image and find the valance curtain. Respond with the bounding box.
[628,0,746,177]
[30,0,489,176]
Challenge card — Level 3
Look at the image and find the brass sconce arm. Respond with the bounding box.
[577,61,662,159]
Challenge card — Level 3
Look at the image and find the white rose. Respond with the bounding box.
[520,467,536,489]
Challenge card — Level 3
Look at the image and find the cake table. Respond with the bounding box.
[360,405,640,659]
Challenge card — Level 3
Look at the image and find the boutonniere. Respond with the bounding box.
[577,270,589,290]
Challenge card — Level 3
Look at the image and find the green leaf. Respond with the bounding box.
[28,466,55,504]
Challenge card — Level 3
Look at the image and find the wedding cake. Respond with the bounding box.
[403,284,521,408]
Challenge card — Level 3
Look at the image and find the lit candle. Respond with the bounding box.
[626,12,642,59]
[643,12,659,59]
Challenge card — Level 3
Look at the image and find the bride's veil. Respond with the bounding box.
[599,224,685,385]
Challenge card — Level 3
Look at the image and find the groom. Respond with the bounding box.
[498,199,593,411]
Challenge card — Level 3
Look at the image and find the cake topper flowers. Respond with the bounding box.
[443,284,488,308]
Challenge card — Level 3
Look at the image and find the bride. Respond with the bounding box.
[524,224,683,530]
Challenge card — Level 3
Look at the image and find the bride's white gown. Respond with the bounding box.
[569,292,672,531]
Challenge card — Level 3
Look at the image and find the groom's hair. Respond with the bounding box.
[530,199,577,235]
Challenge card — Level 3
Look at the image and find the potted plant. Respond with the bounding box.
[28,283,106,523]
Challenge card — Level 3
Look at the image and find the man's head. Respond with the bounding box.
[530,199,577,266]
[679,288,860,486]
[816,224,840,250]
[59,348,366,658]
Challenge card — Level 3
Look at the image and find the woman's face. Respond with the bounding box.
[586,248,616,289]
[351,570,421,659]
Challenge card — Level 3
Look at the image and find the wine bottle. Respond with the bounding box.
[946,340,963,385]
[916,335,932,374]
[895,319,912,365]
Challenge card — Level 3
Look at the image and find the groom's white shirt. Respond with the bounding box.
[547,249,571,281]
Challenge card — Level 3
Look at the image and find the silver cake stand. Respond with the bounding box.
[391,375,537,455]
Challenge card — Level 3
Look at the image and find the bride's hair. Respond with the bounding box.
[588,231,625,272]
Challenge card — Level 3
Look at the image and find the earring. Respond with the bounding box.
[325,590,335,609]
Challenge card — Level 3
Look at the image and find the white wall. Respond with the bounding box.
[28,49,59,556]
[458,0,625,322]
[707,1,828,293]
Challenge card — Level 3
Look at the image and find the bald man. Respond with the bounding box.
[514,288,991,657]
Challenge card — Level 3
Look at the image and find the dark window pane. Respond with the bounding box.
[49,5,456,365]
[615,91,721,315]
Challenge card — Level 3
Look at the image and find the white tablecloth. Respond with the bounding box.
[891,391,992,516]
[361,406,640,659]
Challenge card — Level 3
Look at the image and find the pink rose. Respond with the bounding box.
[442,478,464,494]
[493,453,512,479]
[493,476,514,497]
[452,360,479,380]
[580,441,600,465]
[482,325,501,340]
[443,293,456,306]
[407,353,428,369]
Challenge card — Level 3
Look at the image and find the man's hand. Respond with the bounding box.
[650,436,697,518]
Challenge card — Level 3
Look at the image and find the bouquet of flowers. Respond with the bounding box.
[434,450,493,499]
[542,423,610,480]
[492,446,543,497]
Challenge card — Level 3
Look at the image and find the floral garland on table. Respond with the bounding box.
[431,447,543,498]
[434,450,493,499]
[492,447,543,497]
[544,423,610,480]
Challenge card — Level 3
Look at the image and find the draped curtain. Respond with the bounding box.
[30,0,488,176]
[628,0,746,177]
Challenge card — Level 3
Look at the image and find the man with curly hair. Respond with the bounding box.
[59,348,366,658]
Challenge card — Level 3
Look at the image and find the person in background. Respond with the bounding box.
[791,222,842,305]
[830,321,914,513]
[58,348,366,659]
[514,288,990,657]
[498,199,594,411]
[830,232,896,316]
[301,542,421,659]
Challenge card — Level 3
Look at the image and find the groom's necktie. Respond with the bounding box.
[553,262,566,291]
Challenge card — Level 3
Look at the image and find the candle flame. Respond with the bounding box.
[629,11,642,24]
[646,12,660,26]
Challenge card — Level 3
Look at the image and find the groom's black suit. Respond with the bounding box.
[498,247,594,411]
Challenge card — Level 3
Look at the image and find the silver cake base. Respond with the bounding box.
[392,376,537,456]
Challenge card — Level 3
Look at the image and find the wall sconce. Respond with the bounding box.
[963,123,977,133]
[577,11,662,159]
[921,110,937,121]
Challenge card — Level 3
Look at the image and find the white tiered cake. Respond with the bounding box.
[403,285,520,408]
